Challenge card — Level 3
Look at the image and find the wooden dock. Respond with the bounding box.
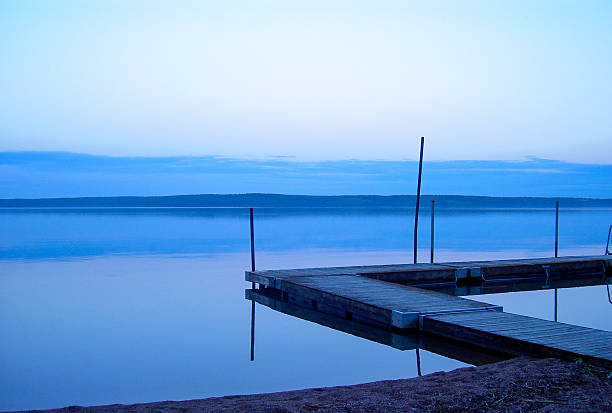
[246,255,612,368]
[247,288,507,366]
[249,255,611,286]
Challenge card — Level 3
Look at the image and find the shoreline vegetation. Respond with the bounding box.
[15,357,611,413]
[2,193,612,208]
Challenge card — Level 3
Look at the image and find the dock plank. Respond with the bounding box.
[277,275,501,329]
[422,311,612,368]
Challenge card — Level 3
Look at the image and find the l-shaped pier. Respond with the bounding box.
[246,255,612,368]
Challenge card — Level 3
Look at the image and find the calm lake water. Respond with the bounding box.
[1,207,611,411]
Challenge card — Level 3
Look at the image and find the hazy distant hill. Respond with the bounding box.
[1,194,612,208]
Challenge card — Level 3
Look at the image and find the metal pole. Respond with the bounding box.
[249,207,256,360]
[416,348,422,377]
[554,201,559,321]
[430,200,435,264]
[414,137,425,264]
[250,207,255,288]
[554,201,559,258]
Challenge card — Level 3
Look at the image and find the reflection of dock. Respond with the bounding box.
[246,255,612,368]
[247,288,506,366]
[431,274,608,296]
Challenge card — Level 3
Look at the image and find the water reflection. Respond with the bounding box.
[250,300,255,361]
[246,287,508,368]
[555,288,558,322]
[427,275,610,297]
[2,207,611,260]
[421,275,611,330]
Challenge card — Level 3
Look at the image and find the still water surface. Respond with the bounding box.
[1,208,611,411]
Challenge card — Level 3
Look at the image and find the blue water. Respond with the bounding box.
[2,207,611,260]
[1,207,611,411]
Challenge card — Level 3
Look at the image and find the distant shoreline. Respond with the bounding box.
[1,193,612,208]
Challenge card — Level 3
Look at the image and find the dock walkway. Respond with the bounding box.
[246,255,612,368]
[249,255,611,286]
[265,274,501,329]
[424,311,612,367]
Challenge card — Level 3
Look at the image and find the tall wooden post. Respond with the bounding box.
[250,208,256,272]
[249,207,256,360]
[413,137,425,264]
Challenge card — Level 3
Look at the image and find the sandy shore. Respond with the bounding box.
[18,357,611,413]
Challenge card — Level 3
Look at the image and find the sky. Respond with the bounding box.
[1,0,611,164]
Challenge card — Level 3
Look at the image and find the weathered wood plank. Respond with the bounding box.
[277,275,501,329]
[422,311,612,368]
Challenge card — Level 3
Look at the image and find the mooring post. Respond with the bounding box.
[414,137,425,264]
[555,201,559,258]
[250,207,256,288]
[554,201,559,322]
[416,348,422,376]
[249,207,256,360]
[430,200,435,264]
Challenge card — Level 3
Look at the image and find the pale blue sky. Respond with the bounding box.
[1,1,611,162]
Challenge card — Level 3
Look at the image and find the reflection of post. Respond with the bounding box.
[554,289,558,322]
[415,348,422,377]
[250,300,255,361]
